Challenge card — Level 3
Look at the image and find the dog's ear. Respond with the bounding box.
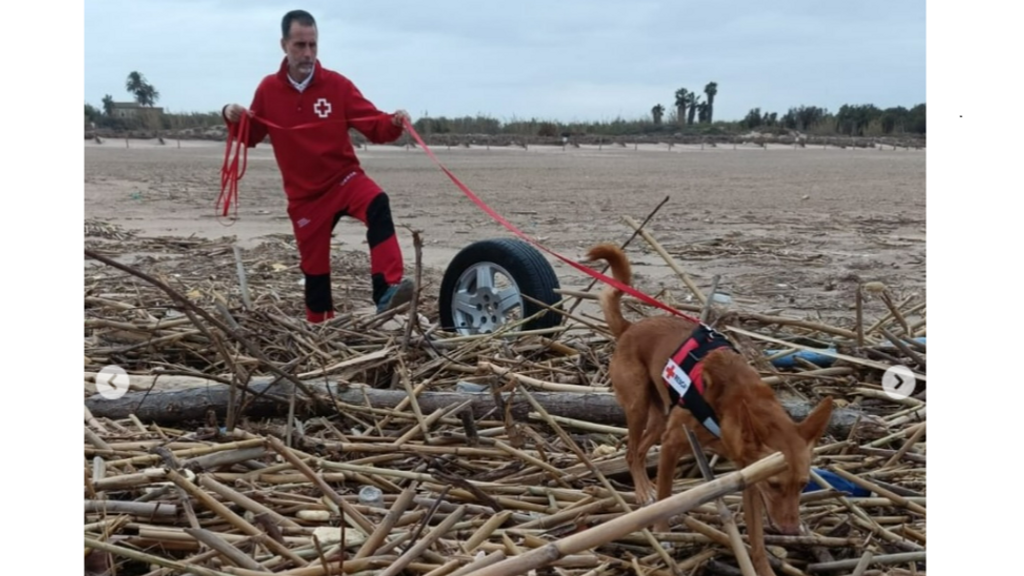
[798,395,834,445]
[721,409,763,465]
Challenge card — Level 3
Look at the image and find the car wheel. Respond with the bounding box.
[438,238,564,336]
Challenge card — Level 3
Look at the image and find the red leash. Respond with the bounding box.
[217,113,330,221]
[219,112,700,321]
[216,115,250,223]
[398,118,699,322]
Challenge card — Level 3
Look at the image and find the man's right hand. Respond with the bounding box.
[223,104,250,123]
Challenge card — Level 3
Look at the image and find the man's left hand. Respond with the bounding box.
[392,109,411,127]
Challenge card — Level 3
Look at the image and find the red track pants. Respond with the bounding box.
[287,172,404,322]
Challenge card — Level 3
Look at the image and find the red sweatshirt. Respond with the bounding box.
[225,58,404,201]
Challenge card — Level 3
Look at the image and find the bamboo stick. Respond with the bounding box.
[480,361,609,393]
[683,426,757,576]
[84,500,177,518]
[513,385,679,572]
[353,481,419,560]
[806,551,925,573]
[378,505,467,576]
[199,474,302,529]
[826,467,926,516]
[726,326,925,381]
[462,452,787,576]
[184,527,269,572]
[883,422,927,468]
[85,536,234,576]
[623,215,707,304]
[165,469,309,567]
[265,436,375,536]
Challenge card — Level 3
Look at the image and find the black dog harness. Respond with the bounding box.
[661,324,737,438]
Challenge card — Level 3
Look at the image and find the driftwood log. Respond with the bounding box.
[84,376,884,439]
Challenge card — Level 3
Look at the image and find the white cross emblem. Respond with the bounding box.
[663,358,692,398]
[313,97,332,119]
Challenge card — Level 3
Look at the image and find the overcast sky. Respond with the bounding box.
[84,1,924,123]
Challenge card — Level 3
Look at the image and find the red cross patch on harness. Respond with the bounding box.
[662,358,694,399]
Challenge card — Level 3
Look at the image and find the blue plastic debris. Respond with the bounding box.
[803,468,871,497]
[766,348,838,369]
[767,337,925,369]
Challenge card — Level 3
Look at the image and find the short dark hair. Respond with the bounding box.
[282,10,316,38]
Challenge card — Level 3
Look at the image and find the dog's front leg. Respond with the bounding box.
[652,413,690,532]
[743,486,777,576]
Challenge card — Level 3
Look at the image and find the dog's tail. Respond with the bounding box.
[585,243,633,338]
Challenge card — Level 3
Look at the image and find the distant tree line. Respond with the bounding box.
[86,73,925,138]
[411,103,925,139]
[741,103,926,136]
[411,82,924,138]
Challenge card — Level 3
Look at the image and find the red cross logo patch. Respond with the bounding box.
[314,97,332,119]
[662,358,692,398]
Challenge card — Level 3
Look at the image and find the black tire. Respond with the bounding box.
[439,238,564,335]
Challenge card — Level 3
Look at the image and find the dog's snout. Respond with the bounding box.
[777,523,801,536]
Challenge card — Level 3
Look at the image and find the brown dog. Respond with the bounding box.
[586,243,834,575]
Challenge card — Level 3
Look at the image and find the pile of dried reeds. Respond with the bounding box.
[84,214,925,576]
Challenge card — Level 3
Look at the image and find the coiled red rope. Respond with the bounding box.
[217,112,334,223]
[216,113,251,224]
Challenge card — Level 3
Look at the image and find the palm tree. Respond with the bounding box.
[138,84,160,107]
[125,71,159,106]
[703,82,718,123]
[697,102,710,124]
[674,88,689,128]
[102,94,115,116]
[651,104,665,125]
[686,92,701,125]
[125,71,144,95]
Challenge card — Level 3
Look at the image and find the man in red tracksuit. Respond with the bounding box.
[222,9,414,323]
